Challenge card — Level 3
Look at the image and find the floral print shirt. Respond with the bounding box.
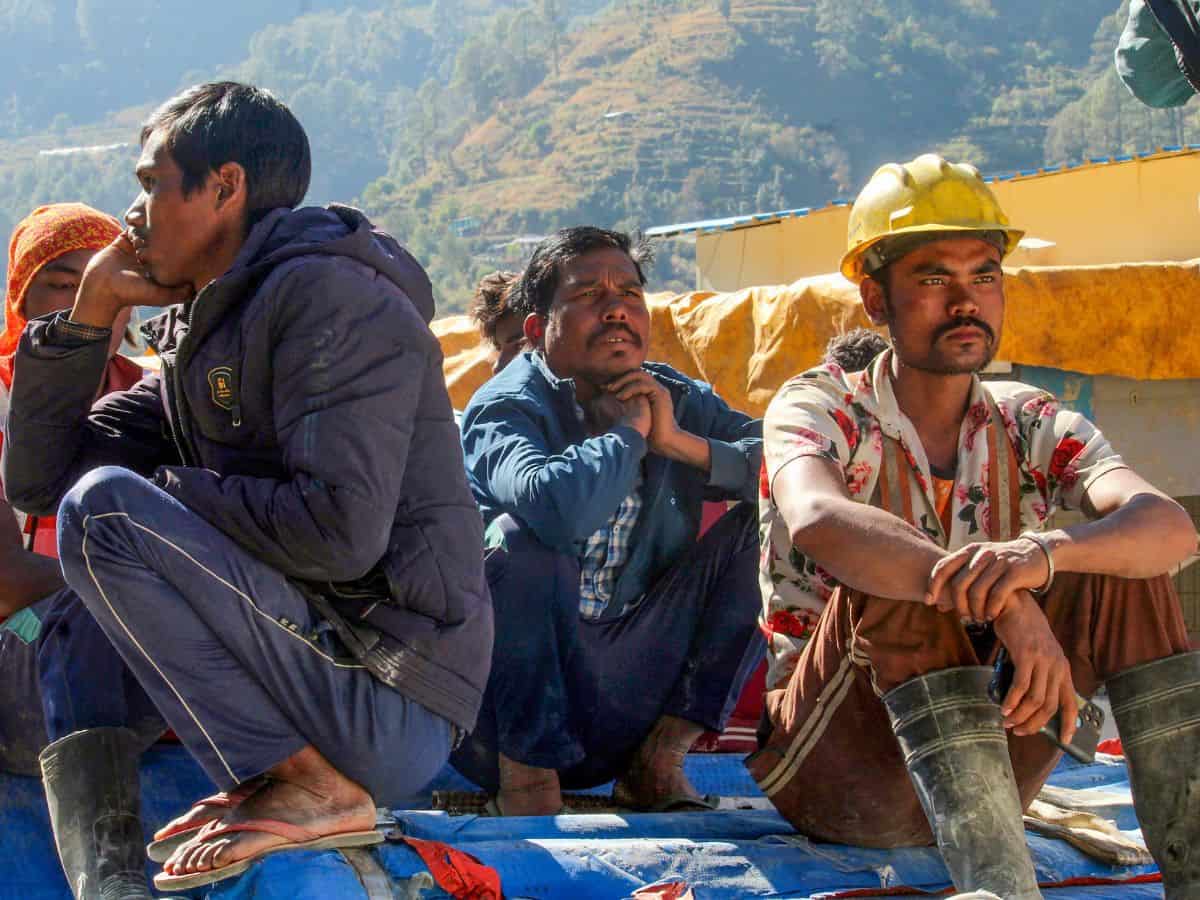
[758,350,1128,692]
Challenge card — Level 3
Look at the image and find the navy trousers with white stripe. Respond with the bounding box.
[56,466,452,806]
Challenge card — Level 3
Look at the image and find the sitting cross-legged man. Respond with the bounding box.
[3,81,492,892]
[0,203,163,900]
[455,226,764,815]
[748,155,1200,899]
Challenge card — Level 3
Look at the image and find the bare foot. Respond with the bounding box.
[495,753,563,816]
[152,776,267,842]
[612,715,705,809]
[161,746,375,878]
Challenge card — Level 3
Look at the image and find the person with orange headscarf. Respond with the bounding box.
[0,204,163,899]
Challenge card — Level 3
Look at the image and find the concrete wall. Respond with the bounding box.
[1088,375,1200,499]
[694,150,1200,291]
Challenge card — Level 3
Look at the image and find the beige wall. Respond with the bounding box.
[1089,375,1200,499]
[694,150,1200,291]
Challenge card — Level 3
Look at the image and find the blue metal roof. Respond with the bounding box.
[648,145,1200,239]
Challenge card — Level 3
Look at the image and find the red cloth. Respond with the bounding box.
[400,837,503,900]
[633,884,695,899]
[1097,737,1124,756]
[2,203,121,389]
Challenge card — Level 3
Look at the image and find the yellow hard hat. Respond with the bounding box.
[840,154,1024,284]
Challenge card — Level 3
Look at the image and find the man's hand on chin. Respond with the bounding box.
[70,235,191,330]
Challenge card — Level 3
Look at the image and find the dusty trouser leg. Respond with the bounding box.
[39,726,151,899]
[749,586,1041,895]
[749,587,984,846]
[613,502,763,807]
[883,668,1041,899]
[455,505,763,811]
[449,514,590,812]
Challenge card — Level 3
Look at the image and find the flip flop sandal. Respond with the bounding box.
[152,818,384,892]
[146,777,267,862]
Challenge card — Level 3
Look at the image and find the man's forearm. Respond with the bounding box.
[657,428,711,472]
[0,550,65,618]
[1044,494,1198,578]
[790,495,944,602]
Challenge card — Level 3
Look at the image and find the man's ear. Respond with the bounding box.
[860,276,888,327]
[213,161,247,213]
[523,312,546,349]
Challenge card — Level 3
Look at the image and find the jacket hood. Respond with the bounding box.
[243,204,435,323]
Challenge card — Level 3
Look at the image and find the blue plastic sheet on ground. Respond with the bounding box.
[0,748,1164,899]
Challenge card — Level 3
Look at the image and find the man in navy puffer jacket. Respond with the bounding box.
[3,81,492,892]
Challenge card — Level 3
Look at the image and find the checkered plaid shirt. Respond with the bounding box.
[578,488,643,619]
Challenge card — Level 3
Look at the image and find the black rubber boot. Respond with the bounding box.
[1107,651,1200,900]
[39,728,152,899]
[883,667,1042,900]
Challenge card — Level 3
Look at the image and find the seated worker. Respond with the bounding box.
[455,226,764,816]
[749,155,1200,899]
[0,204,161,900]
[469,270,527,375]
[3,81,492,892]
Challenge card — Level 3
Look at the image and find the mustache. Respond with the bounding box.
[934,316,995,343]
[588,325,641,348]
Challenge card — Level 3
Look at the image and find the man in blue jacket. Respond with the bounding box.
[3,82,492,892]
[456,227,763,816]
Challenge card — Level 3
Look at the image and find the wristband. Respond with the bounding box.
[1020,530,1055,596]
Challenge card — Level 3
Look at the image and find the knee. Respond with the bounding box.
[57,467,153,579]
[486,515,578,614]
[59,466,148,527]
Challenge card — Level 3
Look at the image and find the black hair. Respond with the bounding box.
[140,81,311,226]
[469,270,519,345]
[513,226,654,318]
[823,328,890,373]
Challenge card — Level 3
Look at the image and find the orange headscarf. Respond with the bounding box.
[1,203,121,389]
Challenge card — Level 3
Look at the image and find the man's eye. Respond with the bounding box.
[975,274,996,284]
[920,277,945,286]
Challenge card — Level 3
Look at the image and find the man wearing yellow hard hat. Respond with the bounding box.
[748,154,1200,898]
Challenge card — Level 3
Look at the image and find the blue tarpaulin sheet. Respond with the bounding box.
[0,747,1163,899]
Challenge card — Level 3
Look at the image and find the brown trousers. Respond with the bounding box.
[746,572,1191,848]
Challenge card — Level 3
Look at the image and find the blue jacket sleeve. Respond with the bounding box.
[686,379,762,504]
[462,398,646,553]
[153,263,431,582]
[3,316,173,517]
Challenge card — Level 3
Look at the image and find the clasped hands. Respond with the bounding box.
[585,370,685,457]
[926,538,1077,742]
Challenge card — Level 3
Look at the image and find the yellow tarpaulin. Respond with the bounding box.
[435,260,1200,417]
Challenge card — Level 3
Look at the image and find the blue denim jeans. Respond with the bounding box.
[452,502,764,792]
[56,466,453,806]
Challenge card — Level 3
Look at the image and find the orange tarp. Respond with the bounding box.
[435,260,1200,417]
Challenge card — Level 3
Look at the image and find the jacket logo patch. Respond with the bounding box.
[208,366,236,411]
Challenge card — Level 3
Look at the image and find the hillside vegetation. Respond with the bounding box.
[0,0,1195,311]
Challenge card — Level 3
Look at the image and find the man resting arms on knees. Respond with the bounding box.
[455,227,764,815]
[749,155,1199,899]
[3,82,492,891]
